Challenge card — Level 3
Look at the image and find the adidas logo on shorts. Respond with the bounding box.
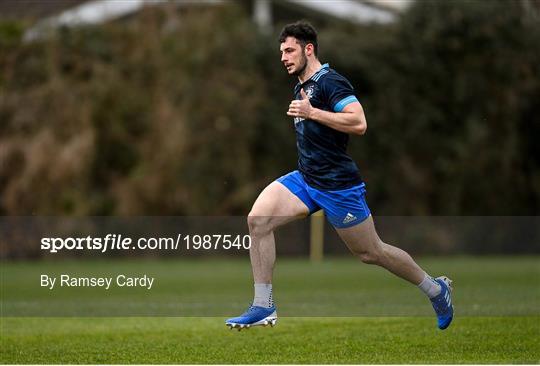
[342,212,357,224]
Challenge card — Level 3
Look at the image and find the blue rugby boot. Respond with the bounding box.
[430,276,454,330]
[225,305,277,331]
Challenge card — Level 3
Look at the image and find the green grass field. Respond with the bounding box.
[1,256,539,363]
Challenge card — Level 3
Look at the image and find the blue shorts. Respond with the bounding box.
[277,170,371,228]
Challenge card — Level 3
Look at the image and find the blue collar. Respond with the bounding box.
[312,63,329,77]
[309,63,330,82]
[295,63,330,89]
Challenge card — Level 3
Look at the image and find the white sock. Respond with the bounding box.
[418,274,441,298]
[253,283,273,308]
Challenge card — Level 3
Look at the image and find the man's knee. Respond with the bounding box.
[356,251,380,265]
[352,242,385,265]
[247,212,273,238]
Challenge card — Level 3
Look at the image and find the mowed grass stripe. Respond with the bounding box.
[1,317,538,364]
[2,256,539,316]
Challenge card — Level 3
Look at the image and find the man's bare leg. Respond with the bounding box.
[336,215,454,329]
[247,181,310,284]
[336,215,425,284]
[225,181,311,329]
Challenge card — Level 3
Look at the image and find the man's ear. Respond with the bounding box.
[305,43,314,56]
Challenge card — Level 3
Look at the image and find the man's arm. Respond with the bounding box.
[287,89,367,135]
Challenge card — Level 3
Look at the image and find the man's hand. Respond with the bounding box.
[287,88,367,135]
[287,88,312,119]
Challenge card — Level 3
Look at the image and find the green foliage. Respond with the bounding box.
[323,0,540,215]
[1,1,538,218]
[1,4,268,215]
[0,20,24,61]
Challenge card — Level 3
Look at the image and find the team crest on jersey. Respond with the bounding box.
[304,84,316,99]
[295,84,317,125]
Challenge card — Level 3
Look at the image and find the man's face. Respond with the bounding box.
[280,37,308,76]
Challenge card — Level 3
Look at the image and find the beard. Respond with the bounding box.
[291,54,308,77]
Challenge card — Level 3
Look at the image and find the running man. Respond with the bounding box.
[226,21,453,330]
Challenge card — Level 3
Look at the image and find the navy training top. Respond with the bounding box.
[292,63,363,190]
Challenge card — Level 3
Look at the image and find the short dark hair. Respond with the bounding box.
[278,21,318,56]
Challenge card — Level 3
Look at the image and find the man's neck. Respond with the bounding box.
[298,59,322,83]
